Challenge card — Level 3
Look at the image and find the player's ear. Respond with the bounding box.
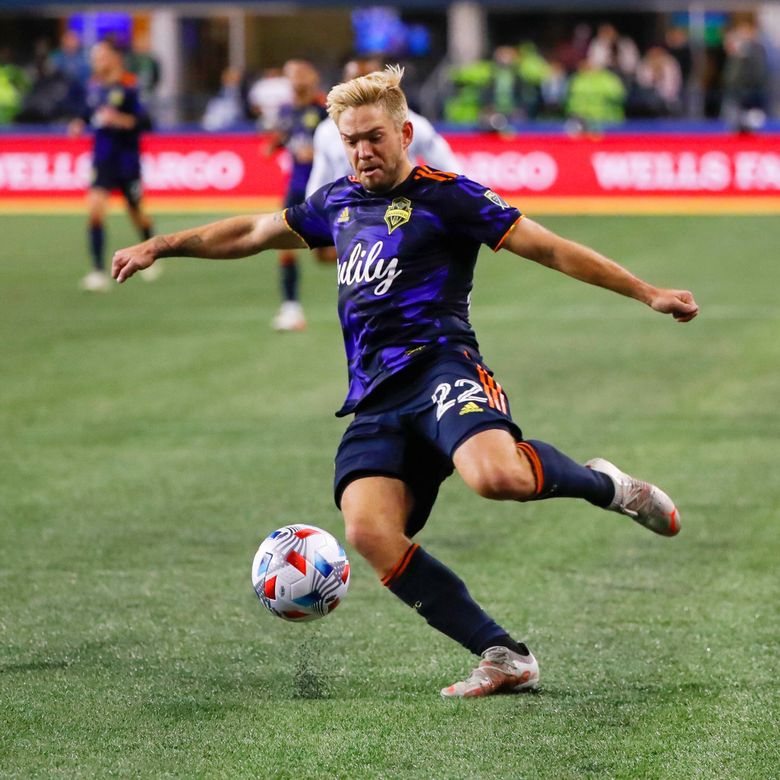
[401,119,413,151]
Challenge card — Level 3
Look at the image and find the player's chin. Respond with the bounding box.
[359,168,386,190]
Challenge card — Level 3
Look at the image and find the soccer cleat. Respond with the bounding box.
[80,270,111,292]
[272,301,307,332]
[441,645,539,699]
[585,457,681,536]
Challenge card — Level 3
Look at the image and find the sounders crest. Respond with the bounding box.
[384,197,413,235]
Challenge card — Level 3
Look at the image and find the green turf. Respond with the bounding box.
[1,213,779,779]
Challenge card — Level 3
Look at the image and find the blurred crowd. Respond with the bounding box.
[0,15,774,132]
[0,30,160,126]
[442,19,772,130]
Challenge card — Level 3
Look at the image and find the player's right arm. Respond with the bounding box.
[111,211,305,283]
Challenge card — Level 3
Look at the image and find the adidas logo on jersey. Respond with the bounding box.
[337,207,350,224]
[459,402,484,415]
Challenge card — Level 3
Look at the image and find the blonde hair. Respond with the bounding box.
[327,64,408,127]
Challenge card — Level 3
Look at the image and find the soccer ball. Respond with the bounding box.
[251,524,350,622]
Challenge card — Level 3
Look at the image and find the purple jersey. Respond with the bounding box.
[284,166,522,416]
[275,100,328,194]
[84,74,147,179]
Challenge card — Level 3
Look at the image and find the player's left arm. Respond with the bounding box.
[502,216,699,322]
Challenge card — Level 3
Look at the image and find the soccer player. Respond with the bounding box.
[112,66,699,698]
[69,39,155,292]
[268,59,328,331]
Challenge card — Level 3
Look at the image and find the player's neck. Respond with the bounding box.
[386,159,414,191]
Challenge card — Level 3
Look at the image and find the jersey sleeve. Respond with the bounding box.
[443,175,523,251]
[283,186,334,248]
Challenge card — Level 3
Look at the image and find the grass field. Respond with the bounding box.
[2,212,779,779]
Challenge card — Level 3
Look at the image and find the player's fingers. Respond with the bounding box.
[111,252,128,280]
[673,300,699,322]
[116,257,137,283]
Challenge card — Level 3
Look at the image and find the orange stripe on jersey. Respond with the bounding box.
[492,214,526,252]
[413,170,450,182]
[516,442,544,495]
[419,164,458,179]
[281,209,311,248]
[381,543,420,587]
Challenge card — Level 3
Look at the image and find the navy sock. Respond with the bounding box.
[517,439,614,507]
[140,225,153,241]
[89,225,104,270]
[280,258,298,302]
[384,544,516,657]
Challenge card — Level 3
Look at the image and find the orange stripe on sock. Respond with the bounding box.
[516,442,544,495]
[381,543,419,587]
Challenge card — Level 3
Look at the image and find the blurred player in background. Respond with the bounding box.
[267,59,327,331]
[69,39,155,292]
[112,66,699,698]
[305,56,458,265]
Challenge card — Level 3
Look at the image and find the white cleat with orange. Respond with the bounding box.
[585,457,681,536]
[272,301,307,332]
[441,646,539,699]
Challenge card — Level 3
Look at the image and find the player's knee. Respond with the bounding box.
[344,518,388,561]
[467,463,537,501]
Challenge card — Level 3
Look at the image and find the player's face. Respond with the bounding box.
[337,104,413,193]
[91,43,120,80]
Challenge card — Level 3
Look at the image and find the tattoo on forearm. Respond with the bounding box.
[177,235,206,256]
[152,236,176,258]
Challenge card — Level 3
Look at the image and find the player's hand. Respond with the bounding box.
[112,244,157,283]
[649,289,699,322]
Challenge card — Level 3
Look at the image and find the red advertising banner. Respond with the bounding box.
[1,132,778,210]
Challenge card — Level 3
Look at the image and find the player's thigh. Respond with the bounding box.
[340,476,413,572]
[120,179,144,213]
[415,350,533,499]
[335,412,450,541]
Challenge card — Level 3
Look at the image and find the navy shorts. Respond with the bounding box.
[334,349,523,537]
[91,164,143,208]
